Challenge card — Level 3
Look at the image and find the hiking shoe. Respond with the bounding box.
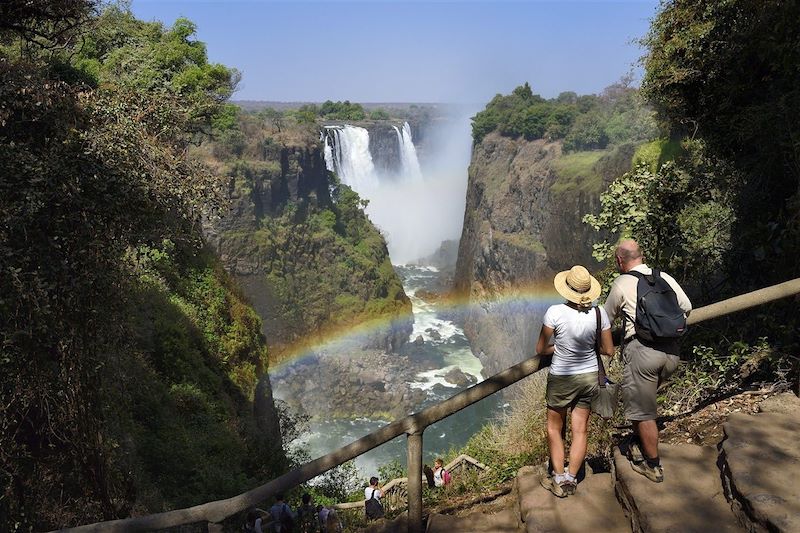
[560,479,577,496]
[540,476,568,498]
[626,439,645,464]
[630,460,664,483]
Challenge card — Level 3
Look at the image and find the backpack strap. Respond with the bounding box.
[625,268,658,285]
[594,306,608,387]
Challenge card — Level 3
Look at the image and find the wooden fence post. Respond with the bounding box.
[407,431,423,533]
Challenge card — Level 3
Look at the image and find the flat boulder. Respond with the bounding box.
[722,409,800,532]
[427,508,522,532]
[443,368,477,387]
[614,443,743,532]
[756,391,800,416]
[515,465,628,533]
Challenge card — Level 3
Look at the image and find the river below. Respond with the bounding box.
[291,264,507,477]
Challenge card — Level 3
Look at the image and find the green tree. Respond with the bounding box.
[259,107,284,132]
[641,0,800,289]
[563,111,609,151]
[369,108,390,120]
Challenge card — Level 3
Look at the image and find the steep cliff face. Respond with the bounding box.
[455,133,635,374]
[204,127,413,359]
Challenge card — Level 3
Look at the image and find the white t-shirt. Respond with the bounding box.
[364,486,382,501]
[543,304,610,376]
[433,467,445,487]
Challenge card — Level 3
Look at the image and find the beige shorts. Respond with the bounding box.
[546,371,598,410]
[621,338,680,420]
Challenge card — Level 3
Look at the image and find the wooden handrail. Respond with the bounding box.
[687,278,800,325]
[62,277,800,532]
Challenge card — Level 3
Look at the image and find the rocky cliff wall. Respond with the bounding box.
[204,133,413,357]
[454,133,635,374]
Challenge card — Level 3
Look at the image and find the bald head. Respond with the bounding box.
[615,239,643,272]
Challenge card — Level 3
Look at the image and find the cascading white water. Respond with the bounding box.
[324,125,378,192]
[323,132,335,173]
[322,111,473,264]
[392,122,423,182]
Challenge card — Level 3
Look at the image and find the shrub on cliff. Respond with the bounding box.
[471,79,657,150]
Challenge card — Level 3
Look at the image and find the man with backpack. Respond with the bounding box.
[604,240,692,483]
[268,494,295,533]
[364,476,384,520]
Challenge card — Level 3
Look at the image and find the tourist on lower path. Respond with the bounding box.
[364,476,385,519]
[603,239,692,483]
[296,493,316,533]
[536,265,614,497]
[432,458,451,487]
[268,493,295,532]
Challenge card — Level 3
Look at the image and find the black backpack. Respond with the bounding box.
[364,489,384,520]
[625,269,687,341]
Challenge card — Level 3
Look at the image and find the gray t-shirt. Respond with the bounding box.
[543,303,610,376]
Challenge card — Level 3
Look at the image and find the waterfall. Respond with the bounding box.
[392,122,423,182]
[322,114,472,265]
[323,125,378,193]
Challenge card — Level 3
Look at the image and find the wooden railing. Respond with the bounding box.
[64,278,800,533]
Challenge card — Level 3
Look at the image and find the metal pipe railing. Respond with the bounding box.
[63,277,800,532]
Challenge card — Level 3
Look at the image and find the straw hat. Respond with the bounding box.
[553,265,601,307]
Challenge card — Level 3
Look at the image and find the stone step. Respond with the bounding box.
[614,443,743,532]
[515,465,629,533]
[426,508,523,532]
[721,392,800,532]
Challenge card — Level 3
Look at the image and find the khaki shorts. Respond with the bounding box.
[621,338,680,421]
[546,371,598,410]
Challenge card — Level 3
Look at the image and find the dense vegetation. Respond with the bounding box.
[457,0,800,491]
[588,0,800,322]
[247,101,428,131]
[583,0,800,416]
[201,109,411,357]
[471,80,657,150]
[0,3,287,529]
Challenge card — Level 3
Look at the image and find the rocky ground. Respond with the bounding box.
[658,383,789,447]
[271,348,476,420]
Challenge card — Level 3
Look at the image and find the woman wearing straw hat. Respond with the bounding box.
[535,265,614,497]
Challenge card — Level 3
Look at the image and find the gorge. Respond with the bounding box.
[205,103,630,475]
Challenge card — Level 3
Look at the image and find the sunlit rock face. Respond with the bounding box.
[454,133,635,375]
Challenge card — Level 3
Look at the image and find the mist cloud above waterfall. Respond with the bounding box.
[131,1,658,104]
[365,107,476,264]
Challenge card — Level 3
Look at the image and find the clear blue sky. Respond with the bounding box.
[130,0,660,104]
